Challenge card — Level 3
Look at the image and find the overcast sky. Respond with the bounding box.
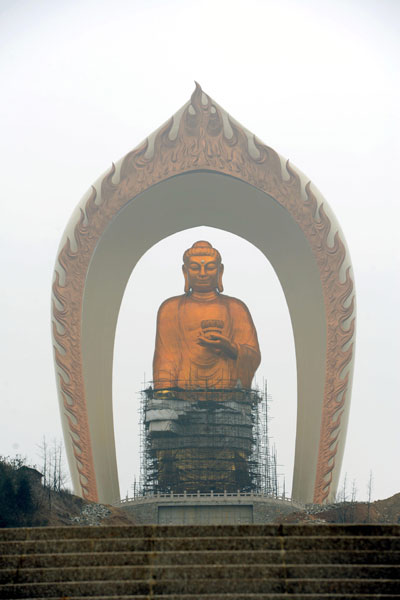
[1,0,399,502]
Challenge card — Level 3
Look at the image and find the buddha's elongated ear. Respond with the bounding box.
[217,263,224,293]
[182,264,190,293]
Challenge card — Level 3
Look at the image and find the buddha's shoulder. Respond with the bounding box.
[219,294,251,313]
[157,295,185,314]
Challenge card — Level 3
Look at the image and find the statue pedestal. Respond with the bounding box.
[116,492,303,525]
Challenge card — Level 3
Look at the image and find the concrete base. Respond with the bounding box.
[116,492,303,525]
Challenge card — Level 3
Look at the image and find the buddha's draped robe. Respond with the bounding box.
[153,294,261,389]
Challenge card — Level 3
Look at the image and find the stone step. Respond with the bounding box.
[2,535,400,555]
[1,578,400,598]
[0,536,400,555]
[1,526,399,598]
[1,564,399,585]
[0,524,399,541]
[2,549,399,569]
[16,596,400,600]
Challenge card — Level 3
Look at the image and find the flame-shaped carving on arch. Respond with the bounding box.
[52,83,355,503]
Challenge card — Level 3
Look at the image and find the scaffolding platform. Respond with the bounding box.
[137,383,279,497]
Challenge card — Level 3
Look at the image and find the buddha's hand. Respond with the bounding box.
[197,333,238,360]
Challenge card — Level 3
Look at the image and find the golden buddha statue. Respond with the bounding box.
[153,241,261,390]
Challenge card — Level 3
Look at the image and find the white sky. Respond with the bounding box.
[0,0,399,502]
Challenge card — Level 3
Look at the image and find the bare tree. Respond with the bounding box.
[38,437,48,488]
[336,472,348,503]
[49,438,67,493]
[366,470,374,523]
[37,436,51,508]
[351,478,357,503]
[37,437,68,507]
[349,478,358,522]
[336,473,350,522]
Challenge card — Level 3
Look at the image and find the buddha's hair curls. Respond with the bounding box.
[183,241,221,265]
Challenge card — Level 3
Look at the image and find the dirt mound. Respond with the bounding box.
[36,489,135,527]
[277,493,400,524]
[374,492,400,523]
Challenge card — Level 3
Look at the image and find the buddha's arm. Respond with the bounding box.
[153,299,181,389]
[230,299,261,384]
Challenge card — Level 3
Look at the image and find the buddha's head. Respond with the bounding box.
[182,241,224,294]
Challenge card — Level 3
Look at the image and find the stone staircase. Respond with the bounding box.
[0,524,399,598]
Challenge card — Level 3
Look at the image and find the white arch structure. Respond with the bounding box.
[52,85,355,505]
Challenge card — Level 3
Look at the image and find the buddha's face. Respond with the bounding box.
[183,254,223,293]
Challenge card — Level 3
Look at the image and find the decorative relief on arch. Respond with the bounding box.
[52,83,355,503]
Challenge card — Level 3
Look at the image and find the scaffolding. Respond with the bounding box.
[137,381,279,497]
